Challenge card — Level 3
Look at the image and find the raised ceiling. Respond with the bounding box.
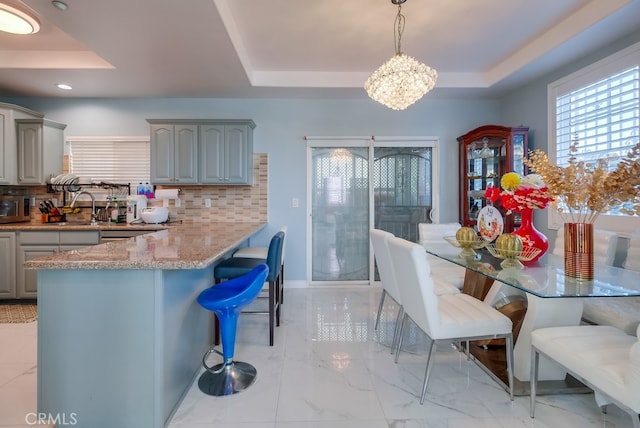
[0,0,638,98]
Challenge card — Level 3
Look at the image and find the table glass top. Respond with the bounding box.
[424,242,640,299]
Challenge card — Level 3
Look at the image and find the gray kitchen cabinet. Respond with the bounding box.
[17,119,66,185]
[150,124,198,184]
[200,122,254,185]
[0,232,16,298]
[148,119,255,185]
[16,230,100,299]
[0,102,65,185]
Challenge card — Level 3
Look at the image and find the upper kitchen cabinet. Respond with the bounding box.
[148,119,255,186]
[457,125,528,232]
[0,102,65,185]
[17,119,66,185]
[200,121,255,185]
[149,123,198,184]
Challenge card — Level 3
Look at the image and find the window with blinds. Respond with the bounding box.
[555,65,639,167]
[67,137,150,192]
[548,41,640,233]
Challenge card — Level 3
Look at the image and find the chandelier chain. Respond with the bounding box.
[394,5,405,55]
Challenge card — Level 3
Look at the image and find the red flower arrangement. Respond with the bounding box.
[484,172,554,214]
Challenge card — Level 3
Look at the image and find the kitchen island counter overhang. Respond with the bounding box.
[25,221,266,428]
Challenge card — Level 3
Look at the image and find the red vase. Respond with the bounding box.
[513,208,548,264]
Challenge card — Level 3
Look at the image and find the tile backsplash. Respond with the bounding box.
[20,153,268,224]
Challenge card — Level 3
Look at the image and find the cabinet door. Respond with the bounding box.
[59,231,100,246]
[17,122,43,184]
[150,124,174,184]
[17,245,58,298]
[199,124,225,183]
[174,124,198,183]
[225,125,252,184]
[0,232,16,298]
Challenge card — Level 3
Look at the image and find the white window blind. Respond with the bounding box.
[555,65,639,167]
[67,137,150,188]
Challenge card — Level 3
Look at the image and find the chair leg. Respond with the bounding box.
[268,280,275,346]
[374,290,387,331]
[280,263,285,304]
[390,306,404,355]
[505,333,514,401]
[419,339,436,404]
[530,347,539,418]
[394,313,408,363]
[274,278,281,326]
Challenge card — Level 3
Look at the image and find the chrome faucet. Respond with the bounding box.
[70,191,97,225]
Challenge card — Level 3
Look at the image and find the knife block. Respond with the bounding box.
[41,214,66,223]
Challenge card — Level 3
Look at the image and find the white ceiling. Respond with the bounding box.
[0,0,639,99]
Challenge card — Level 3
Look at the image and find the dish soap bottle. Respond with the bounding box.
[111,198,119,223]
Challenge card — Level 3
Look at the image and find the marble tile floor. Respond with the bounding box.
[0,287,633,427]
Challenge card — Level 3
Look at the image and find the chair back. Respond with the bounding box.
[370,229,401,304]
[265,231,285,281]
[418,222,461,245]
[623,231,640,271]
[388,236,440,336]
[552,226,618,266]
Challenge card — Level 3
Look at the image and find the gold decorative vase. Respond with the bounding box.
[564,222,594,281]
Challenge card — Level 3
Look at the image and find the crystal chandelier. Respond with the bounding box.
[364,0,437,111]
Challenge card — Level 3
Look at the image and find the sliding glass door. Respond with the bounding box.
[307,138,437,284]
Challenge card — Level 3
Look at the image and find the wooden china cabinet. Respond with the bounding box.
[457,125,528,233]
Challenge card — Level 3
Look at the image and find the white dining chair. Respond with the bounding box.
[370,229,404,353]
[553,226,625,331]
[580,230,640,336]
[387,235,514,404]
[530,324,640,427]
[624,230,640,271]
[418,222,466,289]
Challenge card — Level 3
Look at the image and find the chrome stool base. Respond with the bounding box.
[198,361,257,396]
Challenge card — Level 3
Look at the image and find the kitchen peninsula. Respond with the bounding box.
[24,221,266,428]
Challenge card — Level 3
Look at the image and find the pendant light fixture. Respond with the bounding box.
[0,2,40,34]
[364,0,437,111]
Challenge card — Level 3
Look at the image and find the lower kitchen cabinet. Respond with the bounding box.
[0,232,16,298]
[16,230,100,299]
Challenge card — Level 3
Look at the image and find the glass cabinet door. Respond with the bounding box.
[457,126,528,232]
[465,136,505,223]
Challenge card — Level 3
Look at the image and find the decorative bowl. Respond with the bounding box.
[486,244,541,269]
[443,235,487,258]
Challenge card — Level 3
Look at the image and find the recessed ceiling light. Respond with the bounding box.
[51,1,68,11]
[0,2,40,34]
[56,83,72,90]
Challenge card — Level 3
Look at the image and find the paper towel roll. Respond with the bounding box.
[155,189,179,200]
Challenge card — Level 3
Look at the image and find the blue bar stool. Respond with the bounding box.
[233,226,287,303]
[214,231,284,346]
[197,264,269,396]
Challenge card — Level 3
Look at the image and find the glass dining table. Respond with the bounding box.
[423,242,640,395]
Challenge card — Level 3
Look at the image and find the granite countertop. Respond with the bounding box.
[0,221,170,231]
[23,222,266,270]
